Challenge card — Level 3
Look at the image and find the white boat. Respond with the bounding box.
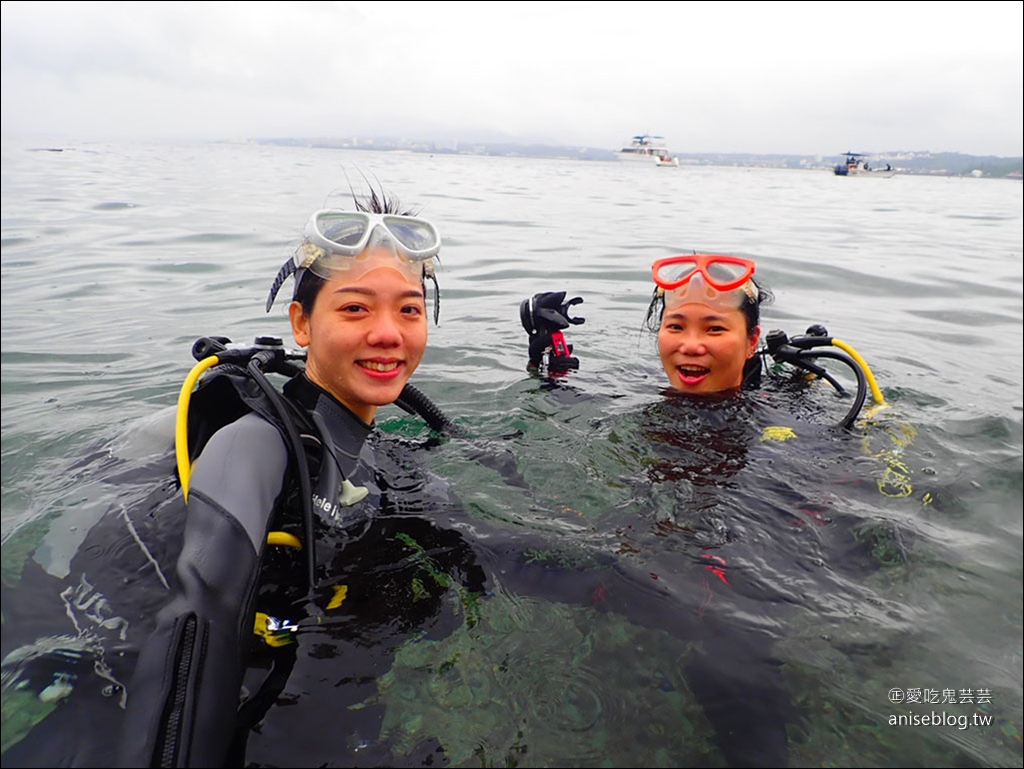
[834,151,895,177]
[620,134,679,166]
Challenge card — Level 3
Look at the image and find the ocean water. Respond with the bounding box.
[1,139,1021,767]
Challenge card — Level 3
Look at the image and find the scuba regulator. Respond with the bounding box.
[760,324,885,429]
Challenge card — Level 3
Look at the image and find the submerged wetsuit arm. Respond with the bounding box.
[118,414,288,768]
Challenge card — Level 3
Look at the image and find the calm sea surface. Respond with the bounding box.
[1,140,1021,767]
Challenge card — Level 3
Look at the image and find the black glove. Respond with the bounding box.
[520,291,584,336]
[520,291,584,370]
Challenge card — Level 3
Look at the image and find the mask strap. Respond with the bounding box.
[266,258,298,312]
[427,271,440,325]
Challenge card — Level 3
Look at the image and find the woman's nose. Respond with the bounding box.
[367,313,403,346]
[677,332,707,354]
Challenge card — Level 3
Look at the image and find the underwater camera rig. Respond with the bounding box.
[520,291,585,374]
[761,324,885,429]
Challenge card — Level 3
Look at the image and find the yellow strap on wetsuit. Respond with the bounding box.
[828,340,919,498]
[863,419,918,498]
[267,531,302,548]
[761,426,797,442]
[253,586,348,645]
[254,612,297,647]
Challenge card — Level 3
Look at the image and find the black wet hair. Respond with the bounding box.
[293,186,438,319]
[642,277,773,335]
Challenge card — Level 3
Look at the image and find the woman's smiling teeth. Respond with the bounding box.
[361,360,400,372]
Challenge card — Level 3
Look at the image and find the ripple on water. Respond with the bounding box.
[92,202,138,211]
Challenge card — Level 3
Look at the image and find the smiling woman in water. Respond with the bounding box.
[644,253,773,394]
[117,188,456,768]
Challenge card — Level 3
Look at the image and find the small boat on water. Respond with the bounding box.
[834,151,895,177]
[620,134,679,166]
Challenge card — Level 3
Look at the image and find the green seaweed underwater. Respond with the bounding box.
[365,592,723,768]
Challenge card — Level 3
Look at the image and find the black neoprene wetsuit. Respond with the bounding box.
[10,370,799,769]
[117,373,377,767]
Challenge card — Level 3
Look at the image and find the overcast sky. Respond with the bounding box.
[2,1,1021,157]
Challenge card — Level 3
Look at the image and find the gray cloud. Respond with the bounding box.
[2,0,1021,156]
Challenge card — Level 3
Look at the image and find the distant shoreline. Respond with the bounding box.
[249,137,1024,179]
[5,134,1020,179]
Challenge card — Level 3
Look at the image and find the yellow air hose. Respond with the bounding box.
[831,338,886,406]
[175,355,220,502]
[175,353,306,550]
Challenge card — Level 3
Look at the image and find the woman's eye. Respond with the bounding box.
[402,304,424,316]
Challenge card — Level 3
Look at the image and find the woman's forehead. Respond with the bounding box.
[321,266,425,301]
[663,303,743,321]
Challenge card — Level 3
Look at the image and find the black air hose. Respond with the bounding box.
[395,384,465,437]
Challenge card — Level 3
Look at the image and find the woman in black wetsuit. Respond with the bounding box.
[518,256,803,768]
[3,200,888,768]
[115,189,488,767]
[119,224,806,769]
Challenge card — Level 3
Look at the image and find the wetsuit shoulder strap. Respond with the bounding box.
[187,365,314,463]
